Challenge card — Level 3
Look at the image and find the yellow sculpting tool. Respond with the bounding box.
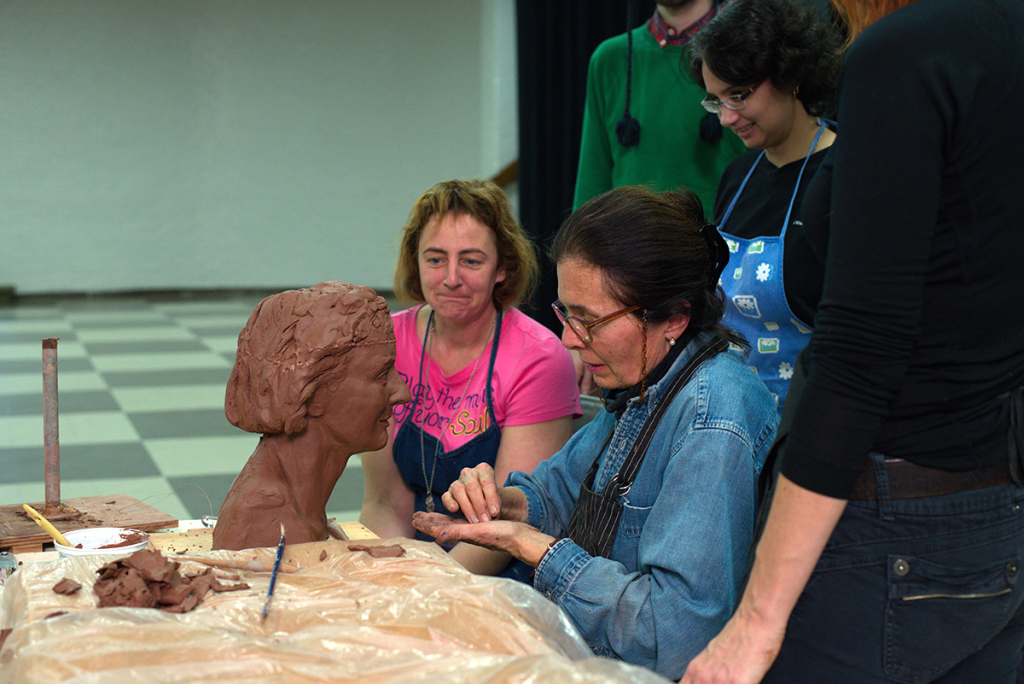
[22,503,73,547]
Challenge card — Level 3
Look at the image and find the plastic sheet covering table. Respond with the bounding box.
[0,539,670,683]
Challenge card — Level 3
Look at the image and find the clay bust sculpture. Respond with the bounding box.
[212,282,411,551]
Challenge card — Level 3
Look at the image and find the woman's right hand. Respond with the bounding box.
[441,463,527,524]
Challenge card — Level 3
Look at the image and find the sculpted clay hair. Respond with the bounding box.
[225,282,392,435]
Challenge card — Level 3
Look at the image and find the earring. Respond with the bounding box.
[668,337,676,347]
[793,86,800,97]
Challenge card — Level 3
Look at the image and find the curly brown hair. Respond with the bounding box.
[689,0,842,118]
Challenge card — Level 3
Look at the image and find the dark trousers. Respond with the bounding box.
[763,452,1024,684]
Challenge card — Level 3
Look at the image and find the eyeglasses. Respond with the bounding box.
[700,82,759,115]
[552,301,640,344]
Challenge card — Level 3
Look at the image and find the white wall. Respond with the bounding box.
[0,0,518,295]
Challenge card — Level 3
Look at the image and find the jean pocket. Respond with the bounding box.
[618,501,652,539]
[884,553,1020,683]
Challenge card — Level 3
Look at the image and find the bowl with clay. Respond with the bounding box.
[54,527,150,558]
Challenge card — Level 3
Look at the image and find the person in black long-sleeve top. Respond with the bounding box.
[682,1,1024,682]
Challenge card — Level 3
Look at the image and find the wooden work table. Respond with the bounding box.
[9,519,378,565]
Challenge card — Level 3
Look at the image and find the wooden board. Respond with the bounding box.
[147,521,378,555]
[148,528,213,554]
[328,520,378,541]
[0,494,178,554]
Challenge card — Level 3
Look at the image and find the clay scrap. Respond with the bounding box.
[94,530,147,549]
[347,543,406,558]
[51,578,81,595]
[93,549,249,613]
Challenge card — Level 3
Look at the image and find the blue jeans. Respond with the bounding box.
[764,452,1024,684]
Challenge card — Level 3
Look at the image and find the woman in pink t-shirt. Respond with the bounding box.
[359,179,581,580]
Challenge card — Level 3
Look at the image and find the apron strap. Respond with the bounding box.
[605,336,729,498]
[719,119,829,236]
[565,336,728,557]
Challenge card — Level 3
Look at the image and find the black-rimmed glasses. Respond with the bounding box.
[552,301,640,344]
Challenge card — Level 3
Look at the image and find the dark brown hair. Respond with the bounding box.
[551,186,745,348]
[689,0,842,117]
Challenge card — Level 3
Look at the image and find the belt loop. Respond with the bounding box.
[1009,385,1024,484]
[869,452,895,520]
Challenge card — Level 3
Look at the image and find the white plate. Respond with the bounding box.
[54,527,149,558]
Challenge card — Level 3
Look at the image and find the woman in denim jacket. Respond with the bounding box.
[413,186,779,679]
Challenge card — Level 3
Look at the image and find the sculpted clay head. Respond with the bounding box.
[227,281,394,436]
[213,282,411,550]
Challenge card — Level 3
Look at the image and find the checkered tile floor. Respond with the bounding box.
[0,291,378,525]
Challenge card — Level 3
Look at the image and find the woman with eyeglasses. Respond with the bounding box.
[688,0,841,411]
[413,185,779,680]
[359,179,580,583]
[682,0,1024,682]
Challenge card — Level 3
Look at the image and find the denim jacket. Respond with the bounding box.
[507,332,779,679]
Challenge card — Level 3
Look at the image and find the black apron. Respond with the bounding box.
[565,336,728,558]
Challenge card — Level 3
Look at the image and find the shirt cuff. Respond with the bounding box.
[533,538,589,601]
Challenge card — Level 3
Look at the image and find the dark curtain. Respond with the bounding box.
[516,0,655,334]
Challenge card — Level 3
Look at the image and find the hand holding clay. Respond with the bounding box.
[411,512,553,568]
[212,282,411,551]
[440,463,528,525]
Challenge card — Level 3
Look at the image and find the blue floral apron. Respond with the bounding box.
[718,121,827,412]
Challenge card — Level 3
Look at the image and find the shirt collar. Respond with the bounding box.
[646,3,717,48]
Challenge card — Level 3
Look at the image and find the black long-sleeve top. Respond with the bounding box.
[779,0,1024,499]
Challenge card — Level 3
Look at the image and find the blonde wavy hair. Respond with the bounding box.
[393,179,538,309]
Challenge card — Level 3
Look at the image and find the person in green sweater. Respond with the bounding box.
[573,1,746,212]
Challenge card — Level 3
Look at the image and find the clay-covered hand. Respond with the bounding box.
[411,512,553,567]
[441,463,528,524]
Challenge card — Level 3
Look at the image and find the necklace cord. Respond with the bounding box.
[417,309,496,512]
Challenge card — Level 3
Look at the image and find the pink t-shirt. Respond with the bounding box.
[392,306,581,452]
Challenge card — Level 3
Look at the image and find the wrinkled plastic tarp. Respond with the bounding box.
[0,539,669,683]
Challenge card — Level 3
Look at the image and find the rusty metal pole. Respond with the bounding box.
[42,337,60,511]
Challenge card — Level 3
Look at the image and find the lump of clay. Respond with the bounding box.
[212,282,411,551]
[52,578,82,595]
[93,549,249,613]
[348,544,407,559]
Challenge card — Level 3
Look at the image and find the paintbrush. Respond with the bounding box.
[262,523,286,619]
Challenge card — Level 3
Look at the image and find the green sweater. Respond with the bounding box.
[573,26,746,213]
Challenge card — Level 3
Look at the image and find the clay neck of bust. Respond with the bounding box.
[257,430,351,517]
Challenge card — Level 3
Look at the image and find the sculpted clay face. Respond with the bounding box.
[308,337,404,454]
[212,282,411,551]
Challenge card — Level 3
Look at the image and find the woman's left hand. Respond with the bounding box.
[412,512,555,567]
[678,605,785,684]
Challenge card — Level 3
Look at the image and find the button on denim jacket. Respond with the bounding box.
[508,332,779,679]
